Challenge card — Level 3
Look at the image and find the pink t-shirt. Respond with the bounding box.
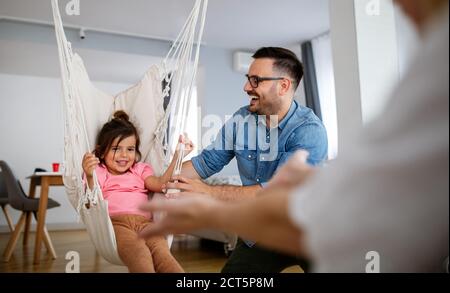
[94,162,154,219]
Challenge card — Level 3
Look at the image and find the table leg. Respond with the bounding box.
[31,211,57,259]
[33,177,49,264]
[24,179,37,245]
[43,227,57,259]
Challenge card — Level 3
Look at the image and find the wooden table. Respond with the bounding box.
[27,172,64,264]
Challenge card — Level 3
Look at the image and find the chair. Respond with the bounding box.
[0,161,61,262]
[0,170,15,232]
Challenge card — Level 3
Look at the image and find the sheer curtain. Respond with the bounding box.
[311,33,338,159]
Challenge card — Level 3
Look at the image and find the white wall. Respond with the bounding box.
[354,0,400,124]
[329,0,363,150]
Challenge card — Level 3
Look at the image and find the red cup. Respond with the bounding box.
[52,163,60,172]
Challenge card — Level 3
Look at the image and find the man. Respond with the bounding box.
[164,47,328,272]
[141,0,449,272]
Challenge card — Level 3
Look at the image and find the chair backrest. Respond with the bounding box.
[0,169,8,199]
[0,161,29,210]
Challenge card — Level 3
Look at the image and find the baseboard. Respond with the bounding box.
[0,222,86,233]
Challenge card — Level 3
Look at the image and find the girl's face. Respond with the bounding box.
[103,135,137,175]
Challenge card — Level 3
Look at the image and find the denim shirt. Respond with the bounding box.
[191,101,328,187]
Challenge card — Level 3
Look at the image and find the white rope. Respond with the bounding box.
[52,0,104,213]
[156,0,208,176]
[174,0,208,175]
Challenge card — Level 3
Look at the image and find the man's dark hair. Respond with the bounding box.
[252,47,303,91]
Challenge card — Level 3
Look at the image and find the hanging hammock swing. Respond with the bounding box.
[51,0,208,265]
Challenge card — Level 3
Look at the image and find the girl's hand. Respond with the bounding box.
[176,134,194,159]
[82,152,100,178]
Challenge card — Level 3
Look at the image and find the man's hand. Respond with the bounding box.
[266,150,315,189]
[139,194,220,238]
[163,175,211,195]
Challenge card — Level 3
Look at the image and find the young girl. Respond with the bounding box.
[82,110,193,273]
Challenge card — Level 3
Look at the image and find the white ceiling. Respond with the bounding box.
[0,0,330,50]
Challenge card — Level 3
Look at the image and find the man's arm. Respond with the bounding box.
[167,173,262,201]
[213,152,315,247]
[217,187,305,255]
[179,160,202,179]
[168,152,263,201]
[204,121,326,201]
[206,183,262,201]
[139,186,306,256]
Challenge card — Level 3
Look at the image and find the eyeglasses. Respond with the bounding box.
[246,74,285,89]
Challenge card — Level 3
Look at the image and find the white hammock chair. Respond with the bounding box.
[51,0,208,265]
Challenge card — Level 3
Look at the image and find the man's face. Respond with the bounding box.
[244,58,284,116]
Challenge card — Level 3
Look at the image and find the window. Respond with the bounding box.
[312,33,338,159]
